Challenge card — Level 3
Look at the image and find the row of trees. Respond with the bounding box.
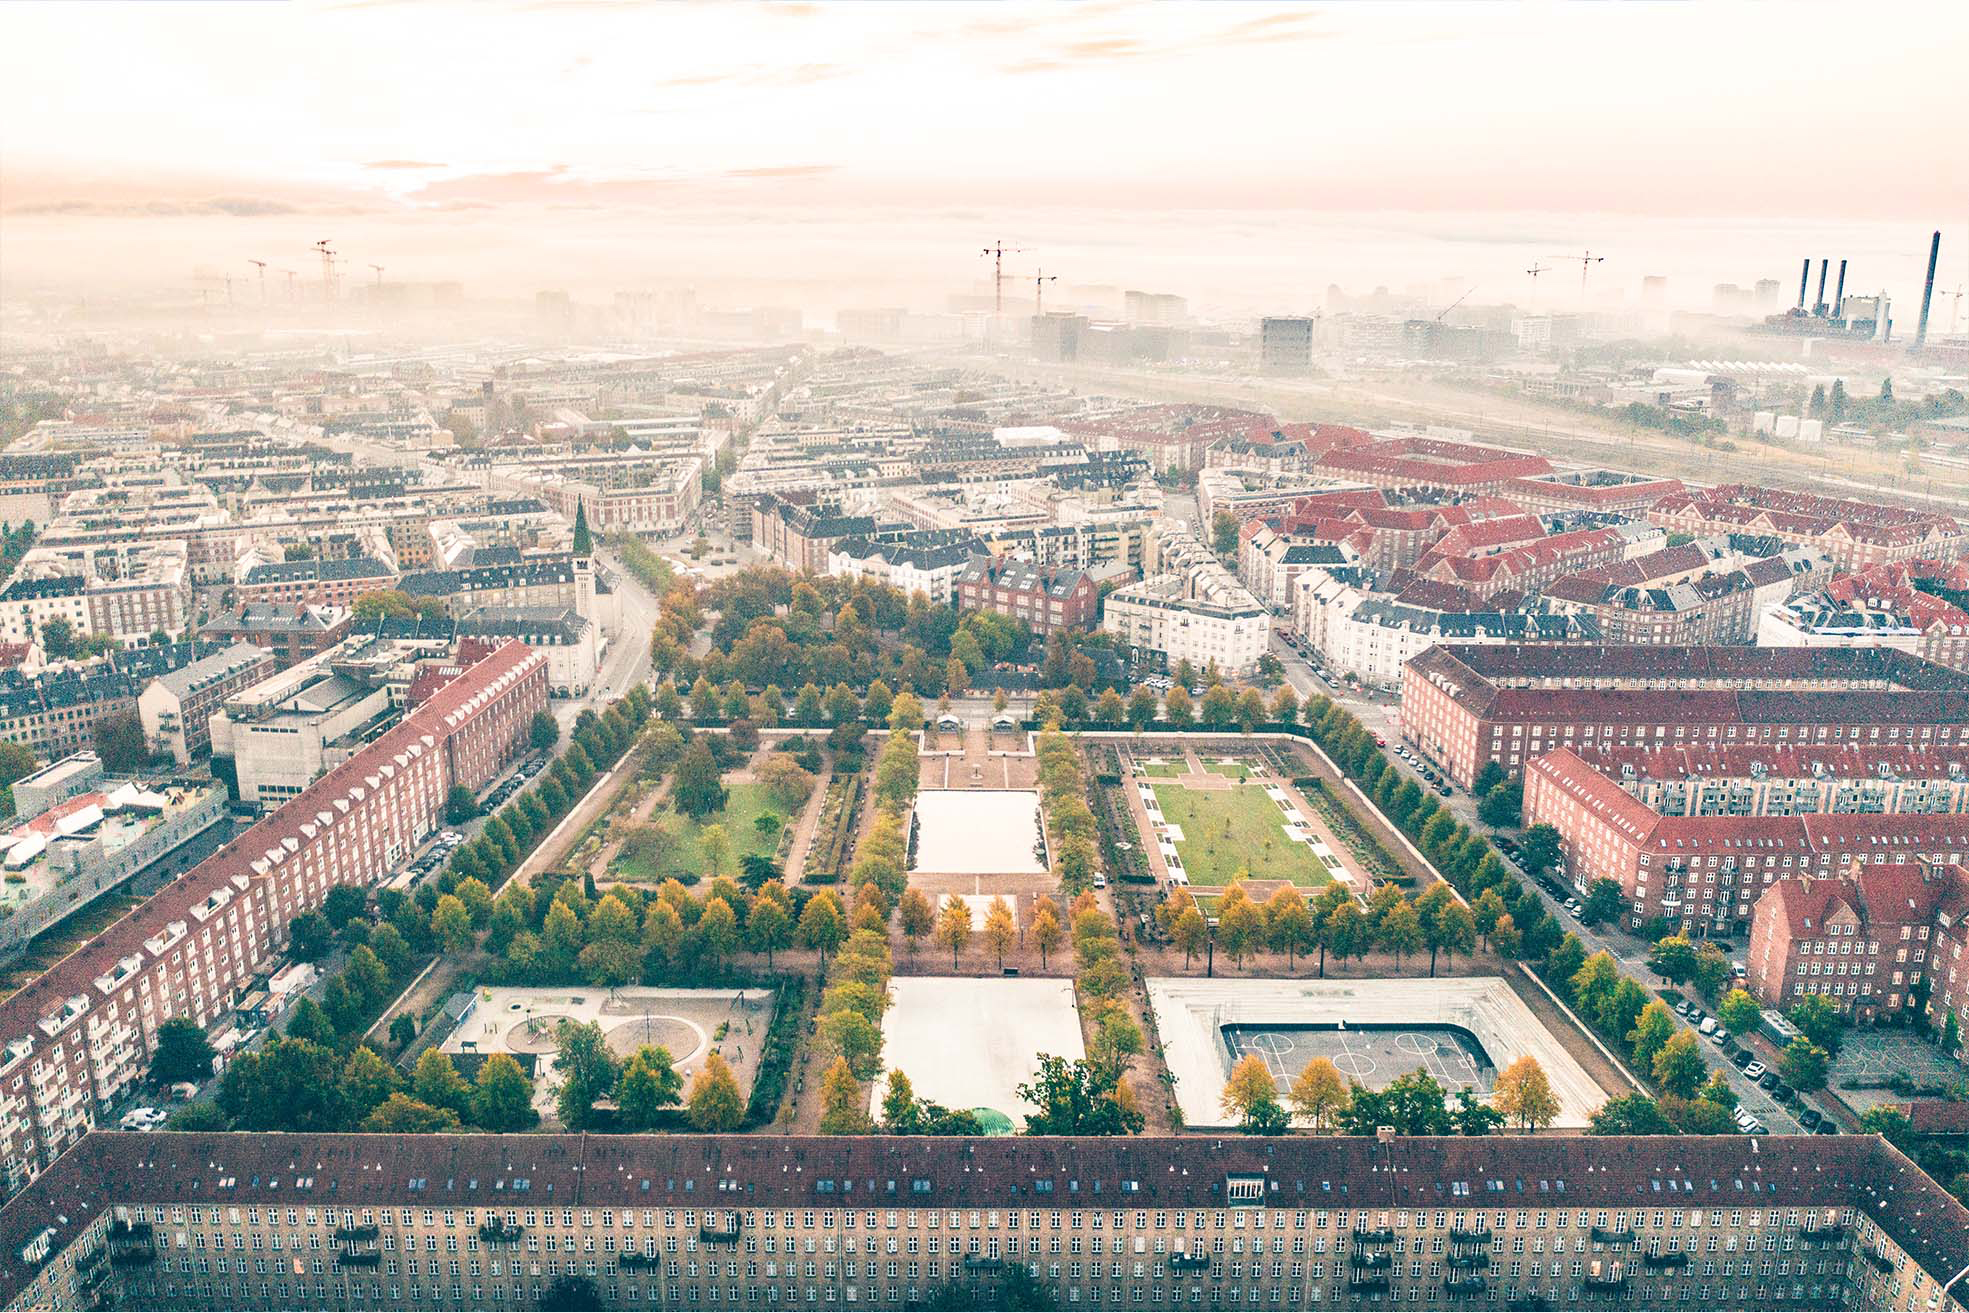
[1035,729,1100,895]
[1156,879,1478,977]
[551,1016,745,1132]
[1220,1053,1561,1136]
[204,1035,540,1135]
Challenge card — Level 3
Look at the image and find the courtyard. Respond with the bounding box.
[443,986,777,1121]
[908,789,1048,875]
[1148,976,1611,1129]
[872,976,1084,1131]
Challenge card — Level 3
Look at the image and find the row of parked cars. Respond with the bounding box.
[1391,744,1454,797]
[1668,999,1841,1135]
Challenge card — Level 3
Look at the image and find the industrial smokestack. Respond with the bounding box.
[1815,259,1829,315]
[1916,230,1941,349]
[1798,258,1810,310]
[1833,260,1847,318]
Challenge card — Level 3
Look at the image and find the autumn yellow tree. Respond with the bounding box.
[897,888,934,959]
[982,897,1017,970]
[933,897,971,968]
[818,1057,871,1135]
[1492,1055,1560,1132]
[1287,1056,1349,1132]
[1221,1054,1279,1123]
[1029,903,1064,969]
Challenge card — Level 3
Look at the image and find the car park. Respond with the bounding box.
[1731,1049,1753,1068]
[1798,1108,1822,1129]
[1758,1071,1780,1091]
[1743,1061,1766,1079]
[1771,1083,1792,1102]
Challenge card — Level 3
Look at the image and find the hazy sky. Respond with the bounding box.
[5,1,1966,312]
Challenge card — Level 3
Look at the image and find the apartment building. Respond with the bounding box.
[0,1133,1961,1313]
[0,642,545,1192]
[235,558,397,610]
[954,557,1101,636]
[1501,469,1686,517]
[136,643,277,765]
[1648,485,1966,571]
[0,644,216,762]
[1543,546,1827,646]
[398,556,595,623]
[1579,743,1969,818]
[1745,861,1965,1021]
[1759,561,1969,673]
[198,606,353,671]
[1310,436,1553,495]
[1399,645,1969,790]
[750,494,881,574]
[824,537,977,606]
[1523,747,1969,935]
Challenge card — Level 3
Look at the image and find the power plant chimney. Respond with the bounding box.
[1797,258,1810,311]
[1815,259,1830,315]
[1916,230,1941,349]
[1833,260,1847,318]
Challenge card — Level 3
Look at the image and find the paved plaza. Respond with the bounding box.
[909,789,1047,875]
[872,976,1083,1130]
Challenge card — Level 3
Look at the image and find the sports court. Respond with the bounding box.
[908,789,1047,875]
[1223,1023,1494,1097]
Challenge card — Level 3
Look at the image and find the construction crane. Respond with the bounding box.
[1524,263,1549,308]
[1033,268,1059,316]
[1435,286,1477,322]
[1548,250,1605,302]
[312,239,337,301]
[279,269,300,301]
[368,264,385,288]
[247,259,268,305]
[980,240,1025,315]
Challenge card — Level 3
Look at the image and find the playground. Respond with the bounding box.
[1223,1022,1494,1098]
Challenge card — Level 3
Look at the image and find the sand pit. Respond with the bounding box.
[604,1016,707,1061]
[505,1014,572,1053]
[909,790,1046,875]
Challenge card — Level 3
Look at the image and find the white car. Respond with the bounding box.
[120,1106,168,1131]
[1742,1061,1767,1081]
[439,831,464,845]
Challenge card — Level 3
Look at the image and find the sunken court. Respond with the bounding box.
[1224,1022,1495,1098]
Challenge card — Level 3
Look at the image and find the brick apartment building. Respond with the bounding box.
[1500,469,1685,517]
[1647,485,1966,571]
[235,557,398,609]
[198,605,354,671]
[1522,747,1969,936]
[1745,860,1966,1024]
[0,1133,1962,1313]
[1310,436,1554,495]
[0,642,546,1194]
[1399,645,1969,790]
[954,557,1100,635]
[749,493,879,574]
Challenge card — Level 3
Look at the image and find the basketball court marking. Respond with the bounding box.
[1225,1026,1490,1093]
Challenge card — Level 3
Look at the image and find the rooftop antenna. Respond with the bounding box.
[247,259,268,305]
[1034,267,1059,316]
[980,240,1025,316]
[1548,250,1605,304]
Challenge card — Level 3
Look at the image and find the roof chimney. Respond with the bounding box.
[1833,260,1847,318]
[1916,230,1941,350]
[1815,259,1830,316]
[1797,259,1810,311]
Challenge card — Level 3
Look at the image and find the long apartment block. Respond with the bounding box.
[0,643,547,1195]
[0,1133,1963,1312]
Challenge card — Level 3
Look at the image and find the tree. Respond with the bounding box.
[1217,895,1265,968]
[799,892,846,967]
[1628,1000,1677,1069]
[698,895,739,970]
[444,785,479,825]
[288,910,333,962]
[471,1053,538,1132]
[1264,887,1314,970]
[819,1057,872,1134]
[1778,1038,1830,1091]
[1651,1029,1706,1099]
[1127,685,1159,731]
[1221,1054,1278,1127]
[1647,934,1698,984]
[1717,988,1761,1037]
[1338,1071,1452,1136]
[982,897,1017,970]
[1288,1056,1349,1132]
[149,1018,217,1088]
[1171,906,1209,970]
[541,1276,601,1313]
[361,1093,461,1133]
[1492,1055,1559,1131]
[1570,951,1622,1017]
[529,710,560,752]
[1858,1106,1914,1150]
[388,1013,418,1053]
[895,888,934,959]
[1029,903,1064,969]
[1211,511,1239,556]
[614,1045,684,1128]
[1787,994,1846,1054]
[686,1052,745,1130]
[432,893,474,953]
[671,740,728,819]
[1517,823,1563,876]
[216,1037,345,1132]
[285,996,336,1046]
[411,1048,473,1118]
[745,896,792,966]
[1377,898,1423,971]
[1162,685,1193,728]
[1580,877,1624,927]
[92,711,146,772]
[1324,900,1368,972]
[1429,902,1476,976]
[1596,977,1650,1045]
[553,1020,621,1130]
[1017,1054,1143,1136]
[1587,1094,1677,1135]
[934,897,972,968]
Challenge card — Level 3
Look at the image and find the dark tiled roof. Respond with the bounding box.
[242,557,394,585]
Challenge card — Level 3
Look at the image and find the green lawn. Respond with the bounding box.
[1203,761,1256,781]
[1138,761,1183,777]
[610,780,786,883]
[1149,783,1329,888]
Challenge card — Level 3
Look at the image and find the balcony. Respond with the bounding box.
[1582,1269,1629,1291]
[1444,1276,1488,1297]
[1351,1227,1395,1244]
[1350,1250,1393,1271]
[700,1222,742,1246]
[1346,1274,1390,1293]
[334,1224,380,1242]
[1641,1251,1688,1270]
[335,1249,382,1268]
[1800,1227,1848,1248]
[1590,1226,1637,1246]
[1449,1227,1492,1245]
[1865,1249,1896,1274]
[1169,1253,1211,1273]
[617,1251,662,1271]
[962,1255,1004,1274]
[1448,1253,1491,1270]
[478,1221,524,1243]
[108,1248,156,1269]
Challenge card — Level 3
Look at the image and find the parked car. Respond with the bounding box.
[1758,1072,1780,1091]
[1674,1000,1693,1016]
[1687,1008,1706,1026]
[1798,1108,1822,1129]
[120,1107,168,1131]
[1743,1061,1766,1080]
[1437,785,1452,796]
[439,831,464,844]
[1731,1050,1753,1068]
[1815,1121,1839,1134]
[1092,873,1108,890]
[1703,1022,1727,1042]
[1771,1083,1793,1102]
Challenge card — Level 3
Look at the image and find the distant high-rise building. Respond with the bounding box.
[1641,276,1668,306]
[1754,278,1783,311]
[1030,312,1086,362]
[1124,290,1188,324]
[1259,316,1314,375]
[535,289,573,333]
